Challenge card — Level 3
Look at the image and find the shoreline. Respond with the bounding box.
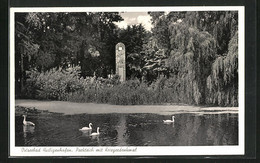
[15,99,239,115]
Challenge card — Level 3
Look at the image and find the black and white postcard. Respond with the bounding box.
[9,6,245,156]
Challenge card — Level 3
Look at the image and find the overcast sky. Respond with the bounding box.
[114,12,153,31]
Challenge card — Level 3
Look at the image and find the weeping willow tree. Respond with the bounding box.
[166,22,217,104]
[148,11,238,106]
[206,32,238,106]
[184,11,238,56]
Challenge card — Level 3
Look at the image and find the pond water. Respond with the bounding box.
[15,112,238,146]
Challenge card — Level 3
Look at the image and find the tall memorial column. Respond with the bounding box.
[115,42,126,82]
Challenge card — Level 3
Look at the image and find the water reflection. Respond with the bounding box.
[164,122,175,128]
[116,115,127,146]
[23,125,35,138]
[90,134,100,145]
[23,125,35,133]
[81,130,91,136]
[15,112,238,146]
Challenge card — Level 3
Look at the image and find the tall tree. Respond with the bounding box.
[142,36,168,82]
[15,13,40,96]
[167,22,217,104]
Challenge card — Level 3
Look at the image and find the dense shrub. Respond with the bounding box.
[24,66,180,105]
[65,76,178,105]
[24,66,90,100]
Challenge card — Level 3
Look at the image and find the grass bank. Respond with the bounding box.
[15,99,238,115]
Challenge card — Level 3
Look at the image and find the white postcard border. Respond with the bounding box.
[9,6,245,157]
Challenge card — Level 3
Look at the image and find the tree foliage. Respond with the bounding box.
[206,32,238,106]
[142,37,168,82]
[166,23,217,104]
[146,11,238,106]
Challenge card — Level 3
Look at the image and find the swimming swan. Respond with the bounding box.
[90,127,100,136]
[79,123,93,131]
[23,115,35,126]
[163,116,175,123]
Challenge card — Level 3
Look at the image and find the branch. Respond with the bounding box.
[15,29,30,40]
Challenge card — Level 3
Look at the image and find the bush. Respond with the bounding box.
[24,67,185,105]
[65,77,179,105]
[24,66,90,100]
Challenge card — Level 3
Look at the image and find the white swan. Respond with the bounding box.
[163,116,175,123]
[79,123,93,131]
[90,127,100,136]
[23,115,35,126]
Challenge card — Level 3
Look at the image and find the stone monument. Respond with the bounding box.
[115,42,126,82]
